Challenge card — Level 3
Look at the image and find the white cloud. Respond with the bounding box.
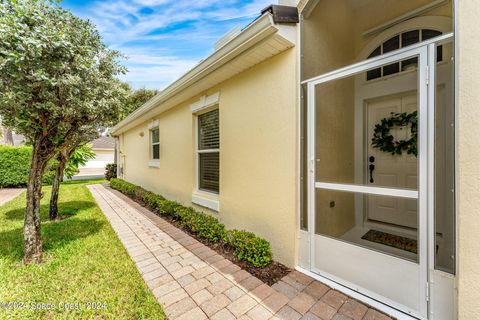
[75,0,273,89]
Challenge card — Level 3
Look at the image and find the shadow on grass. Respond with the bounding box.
[4,201,96,221]
[0,217,105,262]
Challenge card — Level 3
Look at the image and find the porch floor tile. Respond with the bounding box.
[87,184,393,320]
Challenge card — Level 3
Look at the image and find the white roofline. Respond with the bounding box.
[111,13,281,135]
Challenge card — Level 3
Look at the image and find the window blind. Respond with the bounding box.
[199,153,219,193]
[198,109,219,150]
[198,109,219,193]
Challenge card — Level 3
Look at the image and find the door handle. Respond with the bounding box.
[369,156,375,184]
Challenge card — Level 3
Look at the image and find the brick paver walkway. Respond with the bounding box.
[88,184,392,320]
[0,188,24,206]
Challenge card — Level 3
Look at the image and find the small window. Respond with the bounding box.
[366,29,443,81]
[197,109,219,193]
[366,46,382,80]
[150,127,160,160]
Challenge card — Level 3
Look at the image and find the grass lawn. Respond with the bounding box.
[0,179,166,319]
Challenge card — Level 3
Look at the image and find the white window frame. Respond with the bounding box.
[148,120,160,168]
[190,93,220,211]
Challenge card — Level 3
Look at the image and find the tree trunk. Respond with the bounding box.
[3,127,13,146]
[49,154,67,221]
[23,140,51,264]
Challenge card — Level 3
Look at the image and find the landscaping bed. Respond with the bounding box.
[109,178,291,285]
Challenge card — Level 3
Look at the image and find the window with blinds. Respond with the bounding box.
[197,109,219,193]
[151,127,160,160]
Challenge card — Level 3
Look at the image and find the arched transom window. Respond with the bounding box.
[366,29,443,81]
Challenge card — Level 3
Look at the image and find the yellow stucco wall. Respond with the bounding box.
[217,49,298,266]
[119,101,195,203]
[303,0,452,80]
[457,1,480,319]
[118,48,298,266]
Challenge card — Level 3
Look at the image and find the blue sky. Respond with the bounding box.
[60,0,272,89]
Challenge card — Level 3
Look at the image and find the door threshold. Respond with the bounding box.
[295,266,423,320]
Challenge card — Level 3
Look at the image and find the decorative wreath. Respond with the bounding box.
[371,111,418,157]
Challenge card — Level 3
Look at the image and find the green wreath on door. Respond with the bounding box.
[371,111,418,157]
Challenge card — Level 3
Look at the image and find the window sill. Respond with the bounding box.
[148,160,160,168]
[192,192,219,212]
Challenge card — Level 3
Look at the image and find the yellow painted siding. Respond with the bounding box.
[118,48,298,266]
[457,1,480,319]
[120,102,195,203]
[302,0,452,80]
[218,49,298,266]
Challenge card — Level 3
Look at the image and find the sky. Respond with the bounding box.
[60,0,273,90]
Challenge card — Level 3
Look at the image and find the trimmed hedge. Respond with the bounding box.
[110,178,137,197]
[224,230,272,269]
[0,145,57,187]
[110,178,273,268]
[177,207,226,243]
[0,146,30,187]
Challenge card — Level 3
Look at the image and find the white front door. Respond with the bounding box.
[307,46,430,319]
[366,93,418,228]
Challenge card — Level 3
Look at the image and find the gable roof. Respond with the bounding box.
[91,136,115,150]
[111,12,296,135]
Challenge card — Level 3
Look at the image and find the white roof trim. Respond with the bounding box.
[111,13,295,135]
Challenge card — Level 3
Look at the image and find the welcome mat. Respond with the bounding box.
[361,229,417,254]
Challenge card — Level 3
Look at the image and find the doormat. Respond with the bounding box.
[361,230,417,254]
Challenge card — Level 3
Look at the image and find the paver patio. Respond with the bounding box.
[0,188,24,206]
[88,183,392,320]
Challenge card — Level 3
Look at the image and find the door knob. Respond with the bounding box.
[369,164,375,183]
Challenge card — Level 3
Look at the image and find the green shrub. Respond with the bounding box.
[224,230,272,268]
[134,186,146,202]
[0,146,30,187]
[105,163,117,180]
[110,178,273,268]
[177,207,226,242]
[0,146,57,187]
[110,178,137,197]
[156,199,182,218]
[142,191,164,210]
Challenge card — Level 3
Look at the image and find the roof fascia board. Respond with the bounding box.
[112,13,278,135]
[298,0,319,18]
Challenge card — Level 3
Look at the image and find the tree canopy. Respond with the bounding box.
[0,0,128,263]
[0,0,127,143]
[119,84,158,120]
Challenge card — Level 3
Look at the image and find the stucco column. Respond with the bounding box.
[457,1,480,319]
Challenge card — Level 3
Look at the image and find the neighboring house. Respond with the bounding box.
[76,136,115,178]
[0,126,25,146]
[111,1,479,319]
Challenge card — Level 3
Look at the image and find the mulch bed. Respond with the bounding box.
[161,213,292,285]
[109,186,291,285]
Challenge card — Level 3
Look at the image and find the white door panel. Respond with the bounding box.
[366,93,418,228]
[313,236,421,317]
